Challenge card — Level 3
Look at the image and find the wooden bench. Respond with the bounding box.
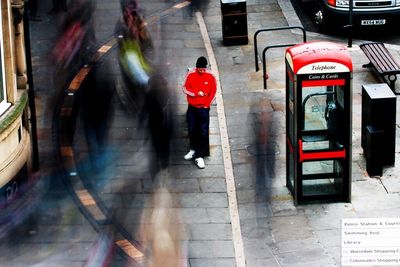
[360,42,400,94]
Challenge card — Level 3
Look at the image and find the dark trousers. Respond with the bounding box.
[51,0,67,12]
[187,105,210,158]
[29,0,38,16]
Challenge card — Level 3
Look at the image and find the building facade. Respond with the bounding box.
[0,0,32,206]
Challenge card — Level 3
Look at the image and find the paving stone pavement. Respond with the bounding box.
[1,0,400,266]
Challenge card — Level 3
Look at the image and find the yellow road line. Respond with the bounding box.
[115,239,144,262]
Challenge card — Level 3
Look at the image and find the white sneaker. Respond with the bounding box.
[194,157,205,169]
[184,149,195,160]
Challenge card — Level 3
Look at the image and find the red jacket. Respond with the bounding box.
[183,69,217,108]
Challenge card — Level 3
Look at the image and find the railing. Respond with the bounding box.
[262,44,295,89]
[254,26,306,89]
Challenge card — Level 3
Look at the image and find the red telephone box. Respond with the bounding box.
[285,41,352,204]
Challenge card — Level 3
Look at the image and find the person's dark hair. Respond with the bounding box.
[121,0,139,13]
[196,56,208,68]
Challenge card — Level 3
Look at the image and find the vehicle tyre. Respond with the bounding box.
[314,3,329,33]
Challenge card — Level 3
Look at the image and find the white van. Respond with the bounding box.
[312,0,400,31]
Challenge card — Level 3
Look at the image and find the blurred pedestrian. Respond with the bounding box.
[51,0,96,71]
[139,187,187,267]
[250,98,275,197]
[79,62,115,174]
[116,0,154,118]
[182,56,216,169]
[145,72,173,176]
[116,0,153,59]
[48,0,67,14]
[50,1,111,176]
[28,0,41,21]
[185,0,208,18]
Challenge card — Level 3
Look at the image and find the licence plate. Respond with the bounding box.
[361,19,386,25]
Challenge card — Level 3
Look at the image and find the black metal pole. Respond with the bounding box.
[254,26,307,72]
[254,31,259,72]
[23,0,39,171]
[348,0,353,48]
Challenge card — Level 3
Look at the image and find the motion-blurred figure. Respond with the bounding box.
[116,0,154,60]
[116,0,174,179]
[139,187,187,267]
[79,63,115,175]
[116,0,154,114]
[48,0,68,14]
[250,98,276,199]
[186,0,209,17]
[0,171,45,239]
[28,0,41,21]
[49,0,94,109]
[52,0,114,177]
[51,0,96,72]
[145,71,174,176]
[119,37,153,88]
[85,232,115,267]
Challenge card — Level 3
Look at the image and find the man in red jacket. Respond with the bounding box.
[183,56,217,169]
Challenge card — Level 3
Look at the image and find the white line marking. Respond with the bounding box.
[173,1,190,9]
[196,11,246,267]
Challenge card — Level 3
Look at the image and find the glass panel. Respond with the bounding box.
[302,160,343,196]
[303,160,341,175]
[302,85,345,148]
[302,140,330,150]
[302,86,329,131]
[288,150,295,190]
[302,178,343,196]
[287,73,295,145]
[286,71,295,194]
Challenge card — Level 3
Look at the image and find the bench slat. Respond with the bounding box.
[361,43,400,75]
[371,43,400,72]
[362,45,386,73]
[364,45,385,73]
[360,42,400,76]
[360,42,400,92]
